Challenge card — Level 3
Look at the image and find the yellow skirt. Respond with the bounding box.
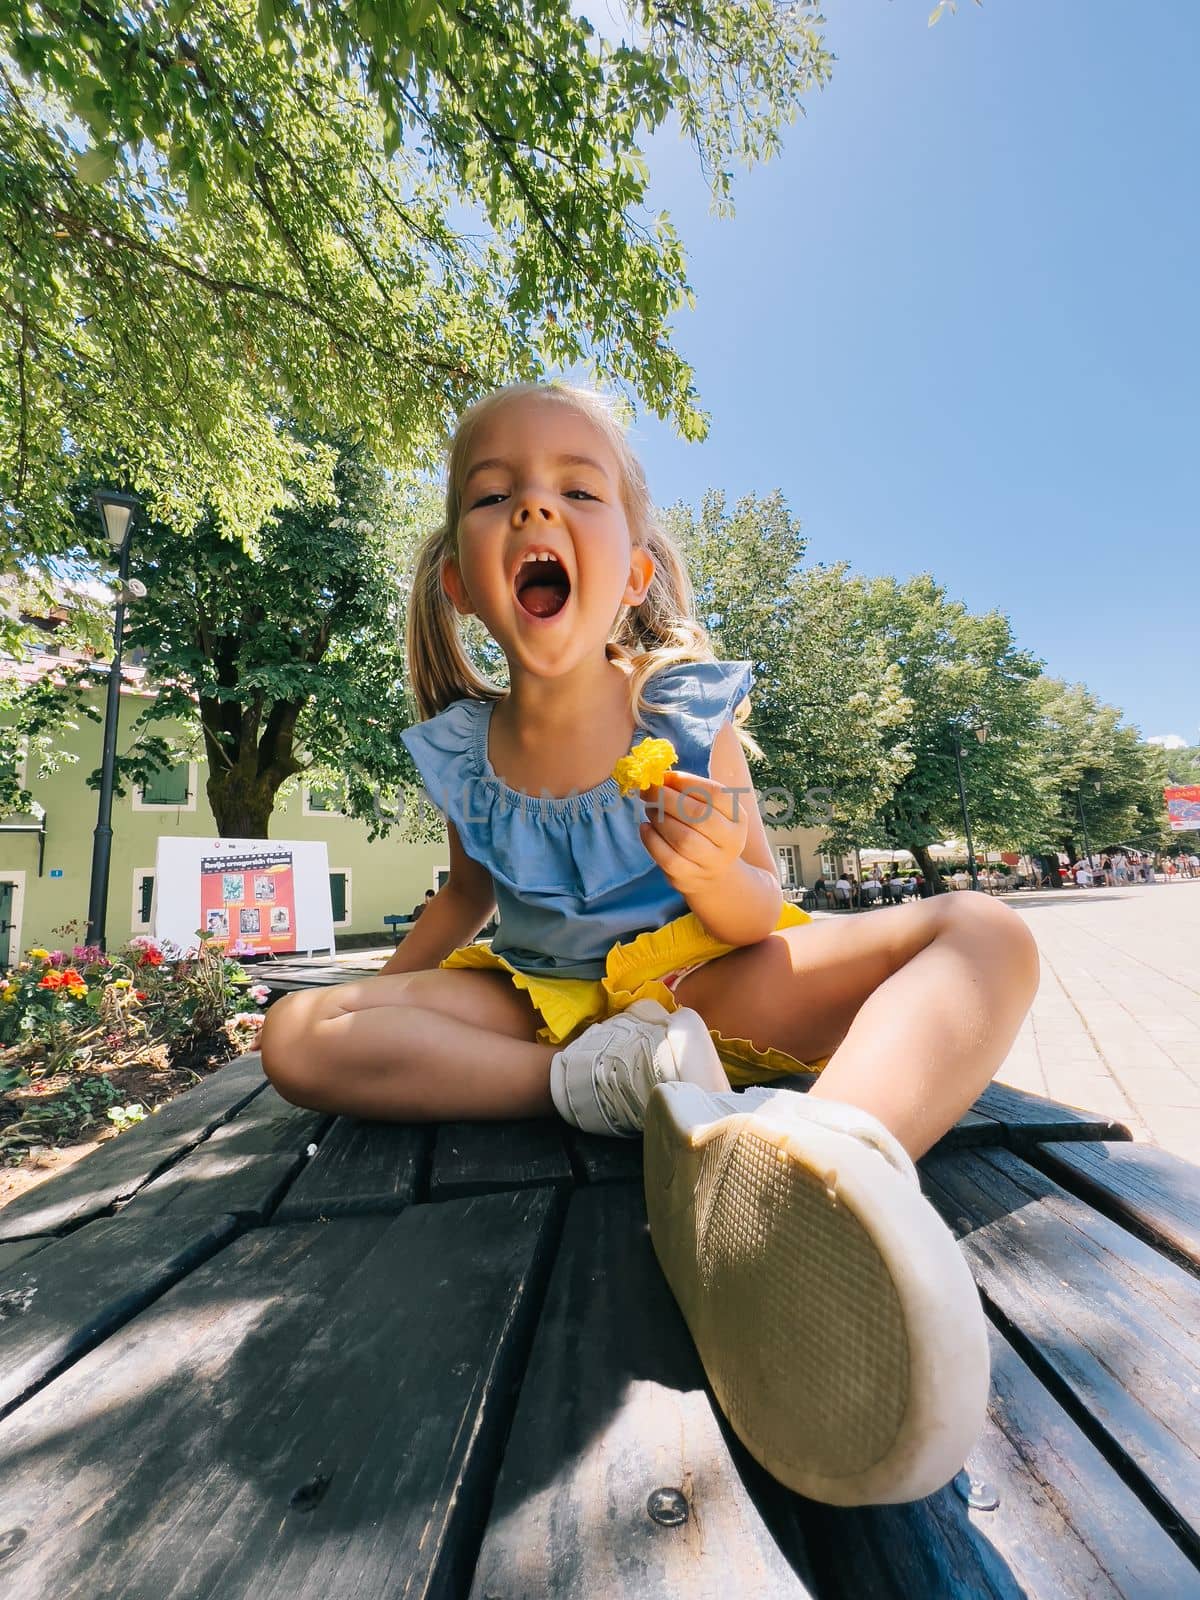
[441,902,823,1088]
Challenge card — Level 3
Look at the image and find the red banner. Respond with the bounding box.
[1164,785,1200,833]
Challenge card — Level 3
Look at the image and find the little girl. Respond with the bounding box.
[261,382,1039,1508]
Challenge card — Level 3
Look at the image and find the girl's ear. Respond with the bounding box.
[622,546,655,606]
[441,557,475,616]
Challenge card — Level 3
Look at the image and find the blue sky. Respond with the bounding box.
[622,0,1198,741]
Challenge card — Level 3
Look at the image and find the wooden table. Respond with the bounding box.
[0,1059,1198,1598]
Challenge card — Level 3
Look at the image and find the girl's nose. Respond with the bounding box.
[513,493,557,525]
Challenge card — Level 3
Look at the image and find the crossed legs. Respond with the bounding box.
[261,894,1038,1158]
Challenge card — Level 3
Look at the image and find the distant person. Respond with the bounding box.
[410,888,436,920]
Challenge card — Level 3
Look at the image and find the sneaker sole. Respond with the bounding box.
[643,1082,991,1505]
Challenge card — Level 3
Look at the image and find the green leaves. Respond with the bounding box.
[1031,678,1172,856]
[2,2,832,564]
[852,575,1047,854]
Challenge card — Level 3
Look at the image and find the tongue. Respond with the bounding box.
[520,582,568,617]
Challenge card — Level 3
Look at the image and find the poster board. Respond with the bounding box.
[153,837,336,955]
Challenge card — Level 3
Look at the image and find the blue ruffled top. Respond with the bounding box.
[399,660,753,979]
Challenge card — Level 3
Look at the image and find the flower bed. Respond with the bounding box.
[1,927,271,1165]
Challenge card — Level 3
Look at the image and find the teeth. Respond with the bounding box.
[519,551,557,565]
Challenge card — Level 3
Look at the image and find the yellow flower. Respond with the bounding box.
[2,985,18,1004]
[612,738,678,797]
[112,978,133,990]
[29,947,50,961]
[67,984,87,1000]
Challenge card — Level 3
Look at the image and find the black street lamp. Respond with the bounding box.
[1076,787,1093,865]
[1075,778,1101,870]
[85,490,141,949]
[951,718,990,892]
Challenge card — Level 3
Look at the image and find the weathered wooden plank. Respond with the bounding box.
[262,964,379,994]
[974,1081,1131,1146]
[121,1146,301,1222]
[0,1213,238,1421]
[1036,1140,1200,1271]
[931,1108,1006,1152]
[0,1238,50,1273]
[206,1085,331,1155]
[272,1117,427,1222]
[0,1189,559,1600]
[922,1148,1200,1550]
[469,1183,818,1599]
[0,1054,268,1241]
[568,1129,643,1184]
[793,1323,1199,1599]
[429,1117,572,1199]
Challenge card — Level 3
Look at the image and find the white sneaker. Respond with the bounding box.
[643,1082,991,1506]
[549,999,731,1138]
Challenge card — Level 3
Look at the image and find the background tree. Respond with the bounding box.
[1031,678,1171,862]
[667,491,912,837]
[1,0,831,576]
[0,453,449,838]
[1160,742,1200,857]
[1162,744,1200,786]
[855,576,1046,888]
[122,451,443,839]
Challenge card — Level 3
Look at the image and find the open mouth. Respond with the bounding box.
[514,553,571,618]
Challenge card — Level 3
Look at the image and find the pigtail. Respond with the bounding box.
[608,519,763,760]
[406,524,501,720]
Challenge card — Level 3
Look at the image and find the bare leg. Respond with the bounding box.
[260,968,557,1121]
[674,894,1039,1159]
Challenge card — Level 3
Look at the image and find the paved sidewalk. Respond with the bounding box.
[996,881,1200,1161]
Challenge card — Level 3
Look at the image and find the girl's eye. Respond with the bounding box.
[470,493,507,508]
[565,489,598,500]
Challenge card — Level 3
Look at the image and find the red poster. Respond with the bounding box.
[1164,786,1200,834]
[199,849,297,954]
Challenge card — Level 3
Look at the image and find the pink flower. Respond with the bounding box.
[248,983,270,1006]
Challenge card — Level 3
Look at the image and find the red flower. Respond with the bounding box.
[38,970,65,990]
[138,947,163,967]
[135,990,148,1002]
[59,967,84,987]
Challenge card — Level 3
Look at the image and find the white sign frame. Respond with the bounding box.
[152,837,336,956]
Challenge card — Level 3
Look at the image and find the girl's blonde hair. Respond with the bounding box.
[407,382,756,750]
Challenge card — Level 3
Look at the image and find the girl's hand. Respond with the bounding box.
[638,770,749,896]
